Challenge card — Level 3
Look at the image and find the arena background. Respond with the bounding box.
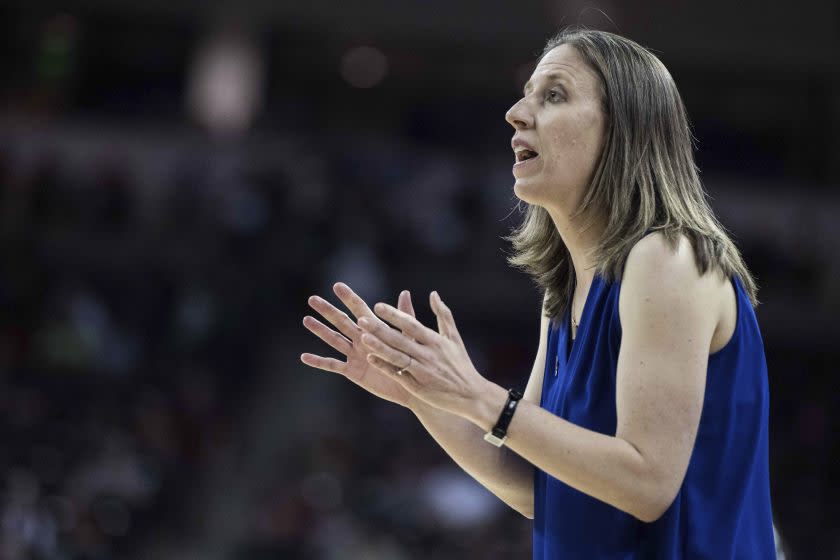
[0,0,838,558]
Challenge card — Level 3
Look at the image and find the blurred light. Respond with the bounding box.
[340,46,388,88]
[187,30,264,137]
[418,466,502,528]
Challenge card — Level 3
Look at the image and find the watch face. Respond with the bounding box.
[483,432,506,447]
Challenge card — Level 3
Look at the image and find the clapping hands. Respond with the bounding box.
[302,283,489,419]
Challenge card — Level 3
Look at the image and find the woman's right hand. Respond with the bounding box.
[301,282,417,408]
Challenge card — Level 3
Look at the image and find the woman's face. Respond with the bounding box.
[505,44,607,211]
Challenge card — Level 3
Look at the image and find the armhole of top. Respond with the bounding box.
[709,275,740,359]
[537,317,558,407]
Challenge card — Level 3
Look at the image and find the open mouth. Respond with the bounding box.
[515,149,539,163]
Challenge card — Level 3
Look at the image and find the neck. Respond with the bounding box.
[545,205,607,293]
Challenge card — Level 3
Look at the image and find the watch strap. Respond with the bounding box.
[483,388,524,447]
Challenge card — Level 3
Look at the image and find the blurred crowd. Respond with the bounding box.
[0,5,838,560]
[0,120,545,559]
[1,114,835,558]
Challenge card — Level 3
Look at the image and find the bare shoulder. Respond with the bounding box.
[620,231,733,353]
[624,231,699,281]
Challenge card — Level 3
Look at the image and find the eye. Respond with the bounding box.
[546,89,565,103]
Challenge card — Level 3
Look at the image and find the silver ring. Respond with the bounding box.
[396,356,412,376]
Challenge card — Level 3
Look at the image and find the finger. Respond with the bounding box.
[431,291,464,347]
[365,352,400,375]
[333,282,389,328]
[359,315,432,364]
[300,353,347,375]
[359,330,417,373]
[308,295,363,341]
[429,291,451,340]
[371,302,438,346]
[398,290,416,319]
[398,290,418,344]
[302,315,353,355]
[366,353,421,393]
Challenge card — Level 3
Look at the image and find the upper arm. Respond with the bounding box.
[615,234,719,514]
[523,294,551,405]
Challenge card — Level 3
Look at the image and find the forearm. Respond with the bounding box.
[469,382,666,522]
[409,396,535,518]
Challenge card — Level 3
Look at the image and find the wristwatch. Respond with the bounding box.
[483,388,524,447]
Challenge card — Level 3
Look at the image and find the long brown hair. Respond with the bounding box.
[503,27,759,323]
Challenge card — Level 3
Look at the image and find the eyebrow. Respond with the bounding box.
[522,72,573,97]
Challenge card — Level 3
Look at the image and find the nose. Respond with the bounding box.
[505,97,533,130]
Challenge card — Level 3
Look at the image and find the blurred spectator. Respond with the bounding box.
[0,3,836,558]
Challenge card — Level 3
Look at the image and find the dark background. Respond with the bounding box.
[0,0,837,558]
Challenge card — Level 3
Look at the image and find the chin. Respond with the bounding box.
[513,179,548,205]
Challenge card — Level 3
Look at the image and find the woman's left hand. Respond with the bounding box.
[358,290,489,420]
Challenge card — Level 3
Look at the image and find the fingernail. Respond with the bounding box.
[358,317,369,328]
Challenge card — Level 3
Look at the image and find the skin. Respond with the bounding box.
[301,44,738,522]
[301,284,417,409]
[506,43,610,333]
[302,285,486,415]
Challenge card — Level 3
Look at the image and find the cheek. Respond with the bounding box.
[578,109,606,158]
[547,112,603,168]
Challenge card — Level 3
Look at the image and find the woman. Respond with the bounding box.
[301,27,776,558]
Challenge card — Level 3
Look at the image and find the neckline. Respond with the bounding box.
[561,274,601,367]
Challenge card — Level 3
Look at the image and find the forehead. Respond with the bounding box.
[527,44,599,93]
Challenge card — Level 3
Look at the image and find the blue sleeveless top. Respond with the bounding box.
[533,272,775,559]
